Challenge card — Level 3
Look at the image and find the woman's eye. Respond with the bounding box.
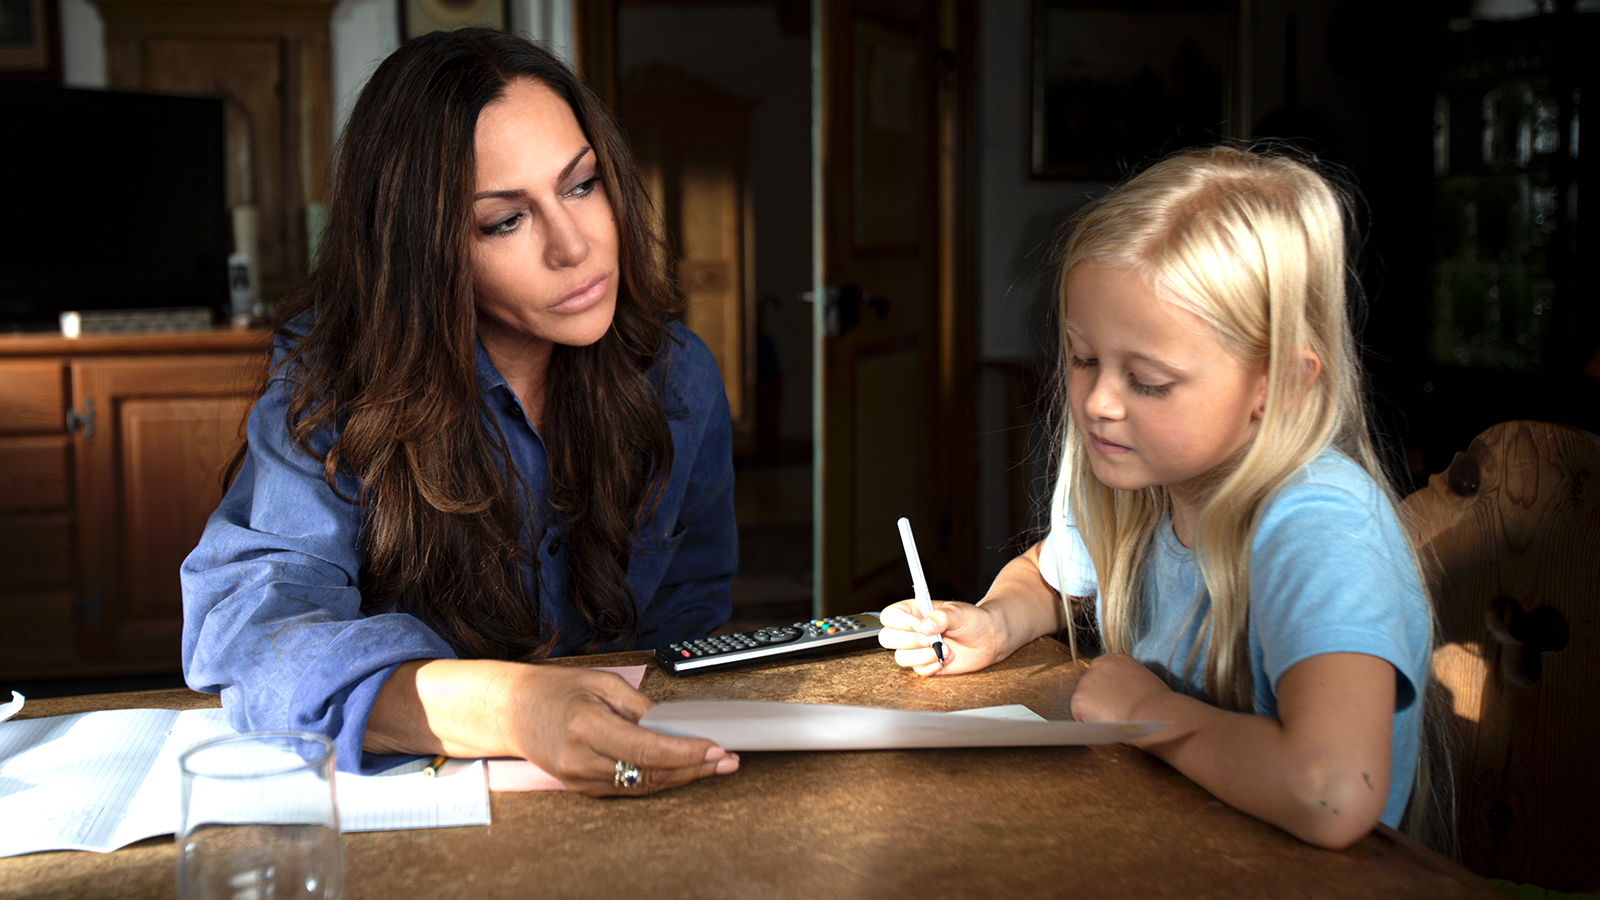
[1068,355,1096,370]
[1126,373,1173,398]
[568,176,601,199]
[481,213,522,236]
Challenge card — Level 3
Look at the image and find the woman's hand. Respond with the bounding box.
[877,599,1011,676]
[1069,652,1171,730]
[495,665,739,796]
[367,659,738,797]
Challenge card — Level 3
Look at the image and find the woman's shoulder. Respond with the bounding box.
[265,315,315,378]
[652,322,725,412]
[660,320,715,368]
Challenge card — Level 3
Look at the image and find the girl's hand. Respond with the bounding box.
[1070,653,1172,729]
[877,599,1010,676]
[498,665,739,796]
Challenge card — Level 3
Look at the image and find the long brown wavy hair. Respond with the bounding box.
[246,28,684,659]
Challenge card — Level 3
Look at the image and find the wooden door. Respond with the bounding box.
[72,355,257,670]
[813,0,973,616]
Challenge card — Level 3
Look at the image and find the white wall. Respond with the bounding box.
[973,1,1103,580]
[330,0,573,138]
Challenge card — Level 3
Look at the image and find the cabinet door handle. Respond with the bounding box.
[66,396,96,440]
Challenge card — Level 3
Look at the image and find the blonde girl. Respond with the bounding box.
[878,146,1433,849]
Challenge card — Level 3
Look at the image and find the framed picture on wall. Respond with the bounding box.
[401,0,509,39]
[0,0,62,83]
[1030,0,1238,181]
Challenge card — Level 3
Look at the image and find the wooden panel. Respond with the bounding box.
[679,161,745,421]
[72,353,256,668]
[121,394,253,625]
[0,591,79,672]
[0,328,271,359]
[0,360,65,434]
[1404,421,1600,891]
[145,37,287,272]
[0,513,73,588]
[850,344,921,595]
[0,435,70,511]
[93,0,337,299]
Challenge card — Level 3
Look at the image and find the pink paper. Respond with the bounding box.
[481,665,648,792]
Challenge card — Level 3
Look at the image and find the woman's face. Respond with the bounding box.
[470,78,619,353]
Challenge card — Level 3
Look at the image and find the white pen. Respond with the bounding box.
[896,516,947,665]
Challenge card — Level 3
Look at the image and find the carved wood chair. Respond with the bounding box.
[1402,421,1600,893]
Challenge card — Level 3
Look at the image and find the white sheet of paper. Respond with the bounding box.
[0,692,22,723]
[0,706,489,857]
[638,700,1165,750]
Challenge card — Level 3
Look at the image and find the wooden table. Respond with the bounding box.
[2,638,1498,899]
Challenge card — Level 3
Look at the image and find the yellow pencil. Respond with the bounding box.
[423,754,448,778]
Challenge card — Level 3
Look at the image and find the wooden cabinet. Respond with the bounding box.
[0,330,267,681]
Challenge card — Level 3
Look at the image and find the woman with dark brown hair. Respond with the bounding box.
[180,28,740,795]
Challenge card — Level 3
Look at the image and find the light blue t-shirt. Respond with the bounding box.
[1037,449,1431,826]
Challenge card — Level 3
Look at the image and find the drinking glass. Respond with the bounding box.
[177,731,343,900]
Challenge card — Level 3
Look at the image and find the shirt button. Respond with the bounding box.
[548,538,563,556]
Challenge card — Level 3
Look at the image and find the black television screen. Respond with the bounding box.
[0,86,230,331]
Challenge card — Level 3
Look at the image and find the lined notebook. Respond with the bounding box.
[0,706,489,858]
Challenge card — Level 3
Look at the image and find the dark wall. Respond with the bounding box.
[1297,2,1598,490]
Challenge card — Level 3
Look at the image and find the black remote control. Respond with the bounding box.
[654,613,884,676]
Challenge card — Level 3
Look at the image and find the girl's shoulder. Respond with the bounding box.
[1256,447,1408,554]
[1275,447,1385,508]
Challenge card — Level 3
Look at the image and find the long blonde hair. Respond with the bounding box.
[1050,145,1405,710]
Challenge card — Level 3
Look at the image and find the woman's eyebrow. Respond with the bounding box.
[472,146,593,201]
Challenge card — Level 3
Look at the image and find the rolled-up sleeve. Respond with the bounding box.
[180,372,456,774]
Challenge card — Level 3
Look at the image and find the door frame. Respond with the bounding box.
[576,0,979,613]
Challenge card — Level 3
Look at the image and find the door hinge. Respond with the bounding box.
[66,396,95,440]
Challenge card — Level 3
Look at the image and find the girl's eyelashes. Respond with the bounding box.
[567,175,601,199]
[1126,372,1174,398]
[1068,353,1173,397]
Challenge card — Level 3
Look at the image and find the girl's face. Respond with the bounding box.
[1064,264,1268,510]
[470,78,619,353]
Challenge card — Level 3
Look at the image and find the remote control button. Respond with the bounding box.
[753,626,800,644]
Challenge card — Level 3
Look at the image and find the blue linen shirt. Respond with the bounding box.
[1038,450,1431,826]
[180,321,736,773]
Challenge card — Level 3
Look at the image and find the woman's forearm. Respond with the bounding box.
[364,658,523,758]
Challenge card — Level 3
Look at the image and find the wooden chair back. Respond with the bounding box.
[1401,421,1600,892]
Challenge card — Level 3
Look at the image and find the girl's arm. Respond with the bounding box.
[880,542,1070,675]
[1072,650,1396,849]
[364,659,739,795]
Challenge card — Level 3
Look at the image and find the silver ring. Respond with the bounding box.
[613,759,641,789]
